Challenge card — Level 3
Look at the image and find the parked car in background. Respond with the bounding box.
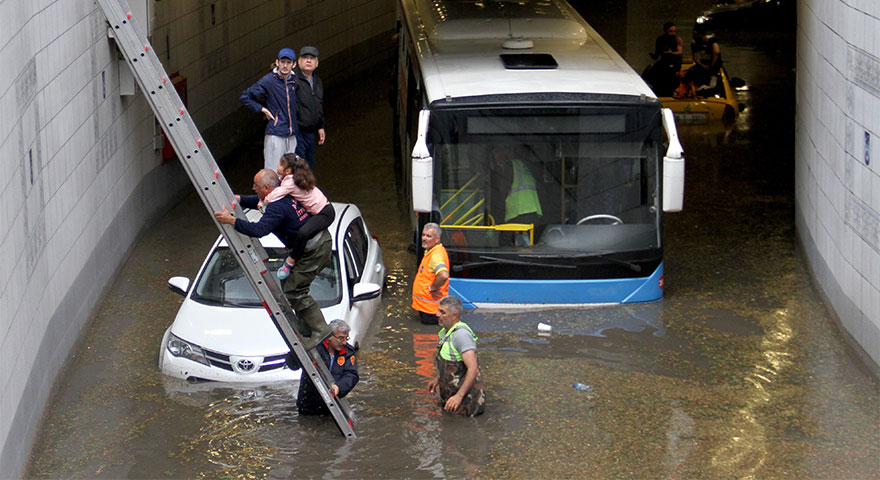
[648,61,746,126]
[695,0,795,32]
[159,202,385,382]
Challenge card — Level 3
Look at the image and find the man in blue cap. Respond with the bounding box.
[240,48,300,171]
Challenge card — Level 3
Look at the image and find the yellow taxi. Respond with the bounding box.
[656,61,745,126]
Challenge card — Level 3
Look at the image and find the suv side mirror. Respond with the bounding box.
[352,282,381,303]
[167,276,191,296]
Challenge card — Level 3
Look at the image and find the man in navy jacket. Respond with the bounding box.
[240,48,300,171]
[214,169,333,348]
[288,319,359,415]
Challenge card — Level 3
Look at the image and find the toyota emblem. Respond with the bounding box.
[237,359,255,372]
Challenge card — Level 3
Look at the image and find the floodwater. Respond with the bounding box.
[25,2,879,479]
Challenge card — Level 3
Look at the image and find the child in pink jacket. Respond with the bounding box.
[261,153,335,279]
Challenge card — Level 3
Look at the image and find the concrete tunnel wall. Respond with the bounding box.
[0,0,394,477]
[796,0,880,369]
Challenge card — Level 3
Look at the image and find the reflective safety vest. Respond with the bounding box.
[505,158,542,221]
[438,321,477,362]
[411,243,449,314]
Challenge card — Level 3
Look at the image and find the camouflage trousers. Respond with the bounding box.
[435,355,485,417]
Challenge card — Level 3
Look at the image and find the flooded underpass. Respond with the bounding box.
[24,2,879,479]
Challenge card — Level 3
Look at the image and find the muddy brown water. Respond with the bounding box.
[25,2,879,479]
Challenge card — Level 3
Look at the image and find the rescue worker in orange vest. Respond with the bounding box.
[412,222,450,325]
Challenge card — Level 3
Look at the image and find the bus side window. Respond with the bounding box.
[405,64,421,153]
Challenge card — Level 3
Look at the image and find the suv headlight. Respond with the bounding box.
[166,333,210,366]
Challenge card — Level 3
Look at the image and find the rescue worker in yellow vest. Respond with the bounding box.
[490,144,541,220]
[504,156,542,223]
[411,223,450,325]
[428,295,485,416]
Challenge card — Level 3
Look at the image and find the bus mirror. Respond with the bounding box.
[412,109,433,213]
[661,108,684,212]
[663,155,684,212]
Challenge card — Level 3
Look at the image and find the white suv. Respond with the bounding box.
[159,202,385,382]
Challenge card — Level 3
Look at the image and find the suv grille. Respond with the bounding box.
[202,349,288,373]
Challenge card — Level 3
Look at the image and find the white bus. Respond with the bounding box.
[394,0,684,308]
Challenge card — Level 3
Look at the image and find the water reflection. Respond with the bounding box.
[166,382,294,478]
[466,302,665,338]
[709,308,793,478]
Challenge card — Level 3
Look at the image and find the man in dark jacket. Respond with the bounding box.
[240,48,300,171]
[293,46,325,168]
[213,169,333,348]
[288,319,359,415]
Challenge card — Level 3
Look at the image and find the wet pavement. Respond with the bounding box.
[24,2,880,479]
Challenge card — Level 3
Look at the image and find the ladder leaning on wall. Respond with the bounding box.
[95,0,358,438]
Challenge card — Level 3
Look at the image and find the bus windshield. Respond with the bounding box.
[427,105,663,279]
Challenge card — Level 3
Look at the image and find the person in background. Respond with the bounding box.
[288,319,359,415]
[411,223,449,325]
[294,45,325,168]
[240,48,299,171]
[428,296,485,416]
[685,25,723,90]
[645,22,683,96]
[488,144,542,240]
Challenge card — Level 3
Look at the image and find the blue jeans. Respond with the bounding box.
[295,130,317,168]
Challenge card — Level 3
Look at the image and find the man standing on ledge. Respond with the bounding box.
[294,45,325,169]
[428,296,485,416]
[240,48,299,171]
[411,223,449,325]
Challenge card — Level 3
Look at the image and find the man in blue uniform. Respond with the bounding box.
[287,319,359,415]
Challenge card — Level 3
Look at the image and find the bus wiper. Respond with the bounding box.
[452,255,576,272]
[520,252,642,272]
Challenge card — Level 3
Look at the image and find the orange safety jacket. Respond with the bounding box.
[412,243,449,314]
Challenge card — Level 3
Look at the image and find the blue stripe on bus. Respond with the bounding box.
[449,263,663,308]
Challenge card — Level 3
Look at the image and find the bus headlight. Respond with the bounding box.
[167,333,210,366]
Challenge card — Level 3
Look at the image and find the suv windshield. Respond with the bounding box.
[191,247,341,308]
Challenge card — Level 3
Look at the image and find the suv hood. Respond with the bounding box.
[170,300,289,356]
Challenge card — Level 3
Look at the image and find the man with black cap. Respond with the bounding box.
[240,48,300,171]
[293,45,325,168]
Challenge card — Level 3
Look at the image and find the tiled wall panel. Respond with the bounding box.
[797,0,880,369]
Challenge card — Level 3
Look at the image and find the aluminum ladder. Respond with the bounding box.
[96,0,358,438]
